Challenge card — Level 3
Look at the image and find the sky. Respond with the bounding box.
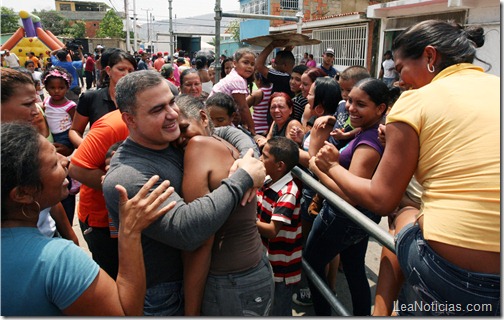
[2,0,240,21]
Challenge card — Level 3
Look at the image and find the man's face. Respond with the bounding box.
[126,81,180,150]
[323,53,334,65]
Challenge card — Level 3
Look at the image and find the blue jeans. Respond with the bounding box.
[201,254,274,316]
[272,280,294,316]
[395,224,500,316]
[300,187,316,223]
[144,281,184,316]
[304,201,381,315]
[382,77,395,88]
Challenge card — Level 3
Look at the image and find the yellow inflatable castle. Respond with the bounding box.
[1,11,65,67]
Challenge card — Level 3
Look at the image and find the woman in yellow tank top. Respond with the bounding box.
[311,20,500,316]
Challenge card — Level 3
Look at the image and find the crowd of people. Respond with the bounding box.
[1,19,500,316]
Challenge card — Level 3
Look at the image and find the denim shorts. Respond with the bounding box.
[395,223,500,316]
[52,130,74,149]
[201,254,274,316]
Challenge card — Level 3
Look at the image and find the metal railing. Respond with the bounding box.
[291,166,395,316]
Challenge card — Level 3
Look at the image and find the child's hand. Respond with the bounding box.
[313,115,334,129]
[329,128,345,140]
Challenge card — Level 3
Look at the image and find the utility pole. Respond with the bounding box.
[168,0,174,57]
[150,12,154,52]
[214,0,222,82]
[133,0,137,51]
[141,8,152,47]
[124,0,131,52]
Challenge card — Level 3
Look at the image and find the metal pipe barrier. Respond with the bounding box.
[302,259,352,316]
[292,166,395,252]
[291,166,396,316]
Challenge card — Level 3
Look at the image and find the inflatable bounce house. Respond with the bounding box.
[1,11,65,67]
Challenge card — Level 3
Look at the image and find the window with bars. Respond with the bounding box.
[240,0,268,15]
[59,3,71,11]
[313,24,368,67]
[280,0,298,10]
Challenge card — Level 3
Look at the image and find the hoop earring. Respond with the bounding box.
[21,201,41,219]
[427,64,435,73]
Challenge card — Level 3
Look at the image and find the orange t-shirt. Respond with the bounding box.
[29,56,40,68]
[71,110,129,227]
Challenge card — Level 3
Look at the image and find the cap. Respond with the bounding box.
[177,57,185,63]
[325,47,335,56]
[0,50,5,55]
[138,49,144,54]
[163,51,169,55]
[157,51,162,57]
[173,52,179,58]
[96,45,104,49]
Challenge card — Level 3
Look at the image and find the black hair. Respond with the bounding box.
[254,72,271,86]
[99,48,137,88]
[266,136,300,172]
[392,19,489,72]
[41,66,73,88]
[55,50,68,61]
[354,78,392,115]
[275,50,295,66]
[1,123,42,217]
[313,77,341,116]
[205,92,236,117]
[105,141,123,160]
[195,55,208,70]
[24,60,35,68]
[292,64,308,75]
[220,57,233,79]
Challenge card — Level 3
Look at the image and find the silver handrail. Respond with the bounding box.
[292,166,395,252]
[291,166,396,316]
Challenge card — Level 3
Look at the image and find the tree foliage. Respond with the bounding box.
[64,21,86,38]
[34,10,70,36]
[1,7,20,33]
[96,10,124,38]
[226,20,240,41]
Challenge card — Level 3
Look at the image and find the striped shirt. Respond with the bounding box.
[257,172,302,285]
[252,84,273,135]
[292,93,307,123]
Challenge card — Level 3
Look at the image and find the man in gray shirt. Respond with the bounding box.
[102,70,265,316]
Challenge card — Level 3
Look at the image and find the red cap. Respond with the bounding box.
[163,51,169,55]
[138,49,144,54]
[157,51,162,57]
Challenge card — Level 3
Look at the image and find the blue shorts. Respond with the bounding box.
[395,223,500,316]
[52,130,74,149]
